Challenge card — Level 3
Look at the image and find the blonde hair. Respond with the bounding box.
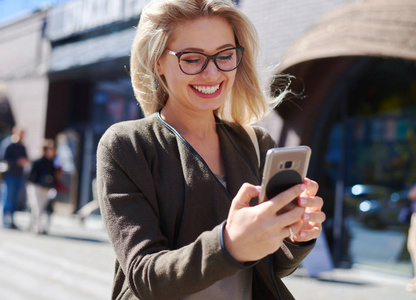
[131,0,284,124]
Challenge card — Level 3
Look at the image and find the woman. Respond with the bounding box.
[97,0,325,299]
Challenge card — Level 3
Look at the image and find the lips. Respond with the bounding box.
[191,83,221,95]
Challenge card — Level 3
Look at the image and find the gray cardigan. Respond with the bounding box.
[97,113,314,300]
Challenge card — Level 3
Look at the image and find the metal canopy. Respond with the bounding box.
[49,27,135,73]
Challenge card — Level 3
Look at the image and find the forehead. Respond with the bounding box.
[169,16,235,51]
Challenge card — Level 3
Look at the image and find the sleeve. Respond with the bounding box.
[272,240,315,277]
[96,127,245,300]
[28,161,38,183]
[22,145,28,159]
[3,144,17,171]
[3,144,13,162]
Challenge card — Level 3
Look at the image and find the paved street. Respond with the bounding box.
[1,211,416,299]
[0,212,115,300]
[283,266,416,300]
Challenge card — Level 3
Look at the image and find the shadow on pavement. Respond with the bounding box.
[45,233,109,244]
[316,277,370,286]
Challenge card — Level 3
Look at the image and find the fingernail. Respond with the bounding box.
[300,184,306,191]
[303,213,310,220]
[255,186,262,192]
[300,232,306,237]
[300,198,307,205]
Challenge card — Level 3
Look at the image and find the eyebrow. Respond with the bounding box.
[180,44,236,52]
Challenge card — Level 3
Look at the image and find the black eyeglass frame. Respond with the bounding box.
[167,47,245,75]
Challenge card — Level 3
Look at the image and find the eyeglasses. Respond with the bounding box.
[167,47,244,75]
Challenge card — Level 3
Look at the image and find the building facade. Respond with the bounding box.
[1,0,415,275]
[0,8,50,156]
[44,0,146,210]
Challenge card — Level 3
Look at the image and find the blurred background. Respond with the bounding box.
[1,0,416,298]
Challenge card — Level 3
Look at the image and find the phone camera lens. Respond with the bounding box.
[284,161,292,168]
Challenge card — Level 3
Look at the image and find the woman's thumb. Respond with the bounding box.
[232,183,261,209]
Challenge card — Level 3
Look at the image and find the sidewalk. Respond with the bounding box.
[5,211,416,299]
[0,211,114,300]
[284,262,415,299]
[10,210,109,241]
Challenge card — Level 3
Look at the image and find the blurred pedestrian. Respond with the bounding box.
[2,127,29,229]
[97,1,325,299]
[27,139,58,234]
[0,131,12,205]
[406,184,416,292]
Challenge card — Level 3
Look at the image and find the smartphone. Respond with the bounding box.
[258,146,311,208]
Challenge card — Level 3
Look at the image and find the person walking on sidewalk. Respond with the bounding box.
[27,139,58,234]
[97,1,326,299]
[2,127,29,229]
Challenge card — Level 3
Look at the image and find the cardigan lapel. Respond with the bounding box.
[217,123,261,199]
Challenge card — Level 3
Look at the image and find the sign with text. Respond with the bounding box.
[46,0,149,40]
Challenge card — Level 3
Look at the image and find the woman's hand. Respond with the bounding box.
[223,183,306,263]
[291,178,326,243]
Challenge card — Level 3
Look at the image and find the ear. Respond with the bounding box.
[156,58,164,76]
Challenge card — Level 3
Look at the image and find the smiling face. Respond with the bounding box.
[157,16,237,114]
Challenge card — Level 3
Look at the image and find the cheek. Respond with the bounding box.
[165,69,185,86]
[164,68,191,94]
[225,72,237,91]
[160,62,177,86]
[158,56,178,78]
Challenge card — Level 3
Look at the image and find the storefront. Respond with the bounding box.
[45,0,147,213]
[265,0,416,272]
[0,8,50,159]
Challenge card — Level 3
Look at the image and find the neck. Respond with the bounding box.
[160,103,217,139]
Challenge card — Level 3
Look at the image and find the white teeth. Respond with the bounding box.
[192,84,220,94]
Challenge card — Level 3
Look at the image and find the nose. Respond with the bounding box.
[201,59,220,79]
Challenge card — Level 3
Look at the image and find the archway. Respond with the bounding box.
[272,0,416,270]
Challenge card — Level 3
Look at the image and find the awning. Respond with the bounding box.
[278,0,416,72]
[49,27,136,73]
